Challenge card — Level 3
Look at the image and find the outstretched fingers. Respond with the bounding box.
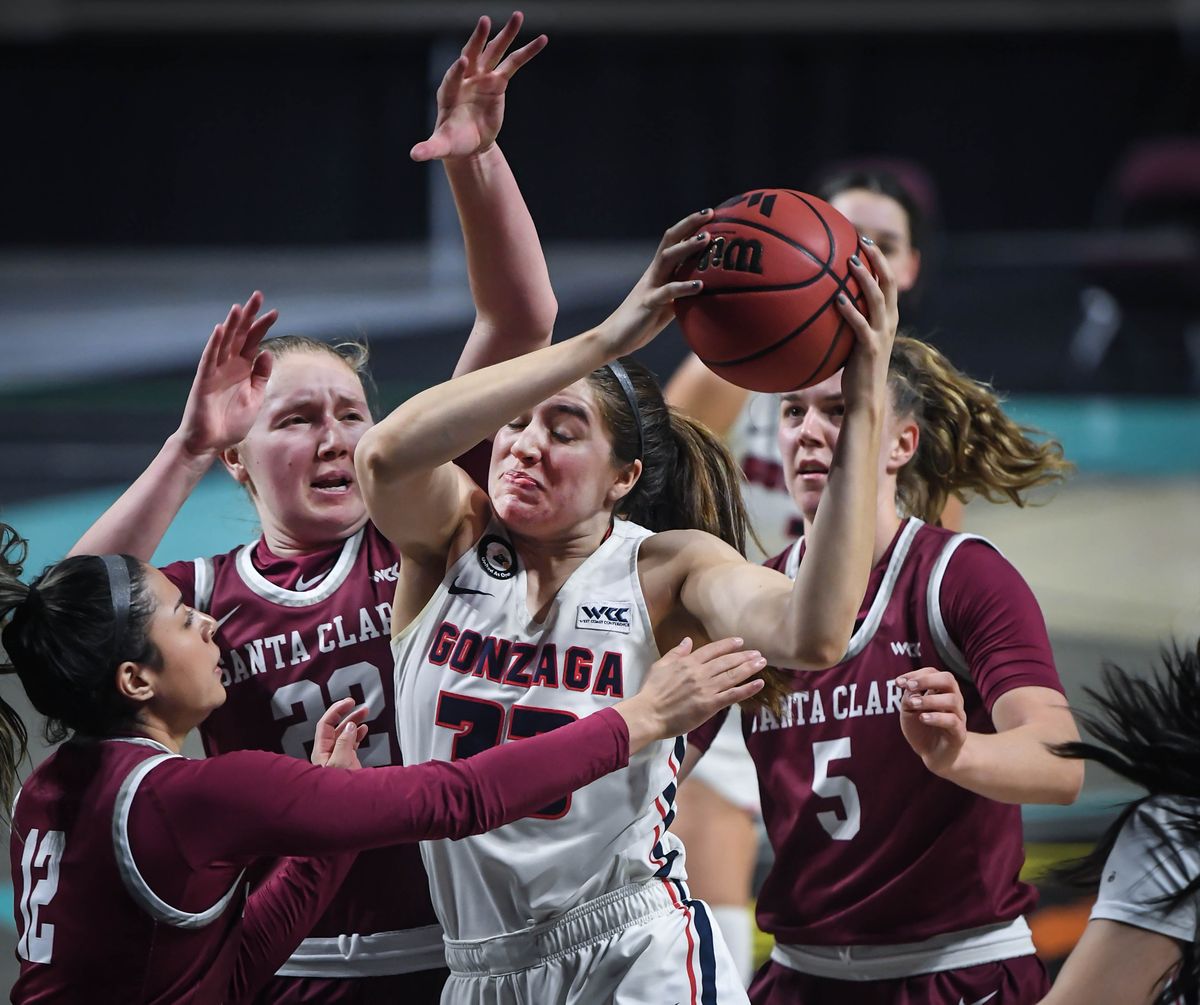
[481,11,522,69]
[495,33,548,79]
[460,15,491,68]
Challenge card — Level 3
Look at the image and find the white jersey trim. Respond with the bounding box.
[770,915,1036,981]
[234,529,363,608]
[843,517,923,662]
[926,532,1000,677]
[192,557,215,614]
[276,924,447,978]
[782,518,924,663]
[111,747,246,930]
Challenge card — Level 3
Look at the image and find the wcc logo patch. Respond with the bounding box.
[477,534,517,580]
[576,602,632,634]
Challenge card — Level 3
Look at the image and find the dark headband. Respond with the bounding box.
[605,361,644,461]
[101,554,132,664]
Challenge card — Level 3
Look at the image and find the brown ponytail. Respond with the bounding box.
[888,336,1072,522]
[587,359,788,711]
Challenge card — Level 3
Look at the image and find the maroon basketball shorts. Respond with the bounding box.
[748,954,1050,1004]
[252,968,450,1005]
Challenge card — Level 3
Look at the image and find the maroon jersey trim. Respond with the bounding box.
[111,745,246,930]
[927,532,995,676]
[234,529,363,608]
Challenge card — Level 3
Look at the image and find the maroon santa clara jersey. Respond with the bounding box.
[691,517,1064,947]
[10,711,628,1003]
[161,521,441,978]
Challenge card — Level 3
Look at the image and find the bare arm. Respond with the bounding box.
[663,353,751,435]
[898,673,1083,804]
[672,241,898,669]
[70,294,276,560]
[1039,919,1182,1005]
[355,212,711,559]
[410,14,558,377]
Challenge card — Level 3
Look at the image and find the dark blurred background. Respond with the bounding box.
[2,0,1199,987]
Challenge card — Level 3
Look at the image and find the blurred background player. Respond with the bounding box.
[668,168,933,983]
[686,335,1080,1004]
[355,215,897,1002]
[1037,640,1200,1005]
[66,13,557,1002]
[0,524,764,1003]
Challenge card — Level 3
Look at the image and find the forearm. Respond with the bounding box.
[936,724,1084,804]
[70,432,215,560]
[359,327,612,481]
[228,853,357,1001]
[784,404,883,666]
[446,144,557,377]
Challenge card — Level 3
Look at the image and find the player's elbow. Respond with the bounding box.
[783,635,846,672]
[354,426,406,487]
[1050,758,1085,805]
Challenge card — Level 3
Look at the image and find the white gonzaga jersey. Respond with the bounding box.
[392,517,686,942]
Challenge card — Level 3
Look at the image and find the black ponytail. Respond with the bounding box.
[1052,640,1200,1004]
[0,536,163,801]
[0,524,32,821]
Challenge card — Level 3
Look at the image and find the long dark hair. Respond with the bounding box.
[0,527,162,820]
[586,358,788,712]
[1052,640,1200,1004]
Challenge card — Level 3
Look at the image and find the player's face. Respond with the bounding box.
[140,566,226,725]
[230,352,373,550]
[489,381,637,540]
[830,189,920,293]
[778,373,846,522]
[778,372,908,522]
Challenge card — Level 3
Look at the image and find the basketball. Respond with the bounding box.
[674,188,871,393]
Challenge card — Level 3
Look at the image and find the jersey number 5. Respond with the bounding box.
[17,828,65,964]
[435,692,577,819]
[812,738,862,841]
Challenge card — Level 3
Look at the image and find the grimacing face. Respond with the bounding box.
[226,351,373,550]
[488,380,639,541]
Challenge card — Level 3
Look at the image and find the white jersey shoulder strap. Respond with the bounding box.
[926,532,1001,677]
[192,557,215,613]
[110,746,245,930]
[842,517,924,662]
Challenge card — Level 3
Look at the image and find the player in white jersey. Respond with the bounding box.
[357,212,900,1002]
[1040,641,1200,1005]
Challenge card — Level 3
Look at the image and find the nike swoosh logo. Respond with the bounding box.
[295,572,328,590]
[448,577,492,597]
[215,605,241,630]
[959,992,998,1005]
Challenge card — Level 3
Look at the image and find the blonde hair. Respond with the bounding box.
[888,336,1072,522]
[260,335,377,417]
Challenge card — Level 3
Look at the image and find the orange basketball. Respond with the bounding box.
[675,189,870,392]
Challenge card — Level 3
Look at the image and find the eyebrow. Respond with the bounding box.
[173,595,184,612]
[547,403,591,423]
[781,393,844,405]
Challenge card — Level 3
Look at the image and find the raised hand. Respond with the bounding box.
[835,238,899,415]
[616,637,766,753]
[311,697,371,771]
[597,209,712,359]
[410,12,547,163]
[177,291,277,458]
[897,667,969,775]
